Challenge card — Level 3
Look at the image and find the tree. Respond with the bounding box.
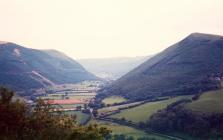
[92,109,98,117]
[84,104,88,110]
[76,105,82,111]
[0,87,111,140]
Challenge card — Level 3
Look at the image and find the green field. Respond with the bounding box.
[68,95,94,100]
[63,111,91,124]
[38,94,94,100]
[109,96,192,123]
[102,96,127,105]
[186,89,223,113]
[53,104,84,109]
[98,101,143,116]
[89,120,172,140]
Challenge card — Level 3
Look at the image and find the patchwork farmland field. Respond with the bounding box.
[33,81,101,125]
[36,81,100,105]
[109,96,192,123]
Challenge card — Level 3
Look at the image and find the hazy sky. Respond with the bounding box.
[0,0,223,59]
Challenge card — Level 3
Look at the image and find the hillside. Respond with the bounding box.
[78,56,150,80]
[0,42,98,95]
[99,33,223,101]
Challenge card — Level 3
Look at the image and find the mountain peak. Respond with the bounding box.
[186,32,223,40]
[0,41,9,45]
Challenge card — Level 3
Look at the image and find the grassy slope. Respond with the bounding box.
[110,96,192,123]
[186,89,223,113]
[89,120,172,140]
[102,96,127,105]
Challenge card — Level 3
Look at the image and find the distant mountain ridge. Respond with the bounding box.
[99,33,223,101]
[78,56,151,80]
[0,42,98,96]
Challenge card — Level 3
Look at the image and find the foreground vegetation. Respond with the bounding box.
[0,87,110,140]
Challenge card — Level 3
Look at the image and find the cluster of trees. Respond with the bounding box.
[146,101,223,139]
[0,87,110,140]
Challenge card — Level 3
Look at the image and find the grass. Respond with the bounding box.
[54,104,84,108]
[102,96,127,105]
[89,120,172,140]
[38,94,94,101]
[186,89,223,113]
[109,96,192,123]
[98,101,143,116]
[63,111,90,124]
[68,95,94,100]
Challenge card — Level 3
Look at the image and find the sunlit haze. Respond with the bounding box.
[0,0,223,59]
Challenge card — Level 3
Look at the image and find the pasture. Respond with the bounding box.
[98,101,143,116]
[102,96,127,105]
[186,89,223,113]
[109,96,192,123]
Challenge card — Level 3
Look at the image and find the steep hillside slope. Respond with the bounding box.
[99,33,223,100]
[0,42,97,95]
[78,56,150,80]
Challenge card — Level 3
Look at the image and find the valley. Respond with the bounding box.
[28,80,194,139]
[22,69,223,139]
[78,56,150,80]
[2,0,223,139]
[2,33,223,140]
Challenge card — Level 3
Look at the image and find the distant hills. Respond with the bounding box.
[78,56,150,80]
[0,42,98,95]
[99,33,223,101]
